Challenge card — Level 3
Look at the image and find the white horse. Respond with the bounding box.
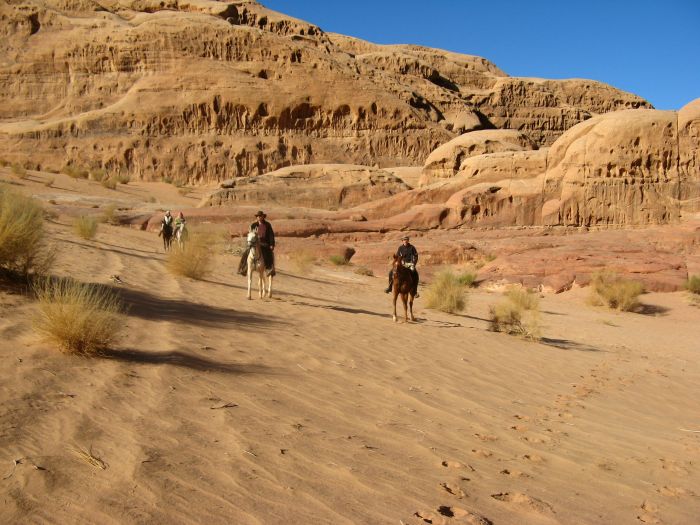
[174,222,188,249]
[246,231,273,299]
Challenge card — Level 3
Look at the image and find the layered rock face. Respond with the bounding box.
[203,164,410,209]
[0,0,650,183]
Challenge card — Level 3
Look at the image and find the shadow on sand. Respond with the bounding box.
[540,337,604,353]
[98,348,273,375]
[118,287,284,330]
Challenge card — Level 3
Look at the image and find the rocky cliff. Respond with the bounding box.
[0,0,650,183]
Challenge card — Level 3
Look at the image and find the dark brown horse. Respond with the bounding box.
[392,254,416,322]
[159,222,173,251]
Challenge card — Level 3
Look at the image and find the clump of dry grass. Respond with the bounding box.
[329,254,349,266]
[457,271,478,287]
[99,204,120,225]
[44,176,55,188]
[0,188,53,276]
[12,164,29,179]
[101,178,117,190]
[354,266,374,277]
[62,165,88,179]
[116,173,131,185]
[489,287,541,340]
[290,249,316,273]
[89,168,106,182]
[166,236,212,279]
[589,270,644,311]
[425,269,466,314]
[687,275,700,295]
[33,277,124,355]
[74,215,98,240]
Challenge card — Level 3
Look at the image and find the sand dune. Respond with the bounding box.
[1,171,699,524]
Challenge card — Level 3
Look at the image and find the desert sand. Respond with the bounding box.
[1,169,699,525]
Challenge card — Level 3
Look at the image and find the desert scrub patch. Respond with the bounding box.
[167,235,212,280]
[589,270,644,312]
[687,275,700,295]
[99,204,120,225]
[354,266,374,277]
[329,254,349,266]
[290,250,316,274]
[116,173,131,185]
[489,287,541,340]
[425,269,466,314]
[62,165,88,179]
[0,188,54,276]
[11,164,29,179]
[33,277,124,355]
[74,215,98,240]
[101,178,117,190]
[457,271,478,288]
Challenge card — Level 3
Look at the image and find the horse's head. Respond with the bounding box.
[246,231,258,246]
[393,254,403,270]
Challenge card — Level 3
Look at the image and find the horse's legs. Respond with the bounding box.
[402,293,409,322]
[267,274,273,298]
[409,294,415,322]
[258,268,264,298]
[392,290,399,322]
[246,266,253,299]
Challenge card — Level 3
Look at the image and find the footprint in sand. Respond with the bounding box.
[522,453,545,463]
[440,482,467,499]
[491,492,555,515]
[474,433,498,442]
[657,485,696,498]
[413,507,493,525]
[500,468,531,479]
[470,449,493,458]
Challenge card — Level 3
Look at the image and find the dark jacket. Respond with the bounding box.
[250,220,275,248]
[397,243,418,265]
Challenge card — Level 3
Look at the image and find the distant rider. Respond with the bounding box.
[385,235,419,297]
[160,210,173,234]
[174,211,186,234]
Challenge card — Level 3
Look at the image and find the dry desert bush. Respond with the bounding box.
[686,275,700,295]
[89,168,106,182]
[457,271,478,287]
[116,173,131,185]
[425,269,466,314]
[290,249,316,273]
[44,176,55,188]
[62,165,88,179]
[167,236,212,279]
[0,187,53,276]
[33,277,124,355]
[354,266,374,277]
[589,270,644,311]
[489,287,541,340]
[101,178,117,190]
[12,164,29,179]
[329,254,349,266]
[74,215,98,240]
[99,204,120,225]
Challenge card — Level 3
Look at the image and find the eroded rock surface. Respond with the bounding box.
[1,0,650,182]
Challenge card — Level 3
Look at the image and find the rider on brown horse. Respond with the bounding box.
[385,235,419,298]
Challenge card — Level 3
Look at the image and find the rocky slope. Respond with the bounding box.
[0,0,650,183]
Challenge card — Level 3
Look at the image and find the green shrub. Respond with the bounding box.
[74,216,98,240]
[589,270,644,311]
[425,269,466,314]
[89,168,107,182]
[167,236,212,280]
[116,173,131,185]
[457,272,478,287]
[329,254,349,266]
[33,277,124,355]
[505,287,540,311]
[0,188,53,275]
[687,275,700,295]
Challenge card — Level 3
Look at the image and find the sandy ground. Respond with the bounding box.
[1,170,699,524]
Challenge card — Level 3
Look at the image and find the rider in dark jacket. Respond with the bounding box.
[385,235,419,297]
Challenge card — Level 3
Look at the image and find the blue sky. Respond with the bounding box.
[262,0,699,110]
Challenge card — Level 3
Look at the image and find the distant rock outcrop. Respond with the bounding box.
[0,0,650,183]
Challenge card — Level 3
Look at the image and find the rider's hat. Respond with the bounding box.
[401,235,410,240]
[255,210,266,218]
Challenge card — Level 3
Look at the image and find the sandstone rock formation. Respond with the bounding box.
[0,0,650,183]
[203,164,410,209]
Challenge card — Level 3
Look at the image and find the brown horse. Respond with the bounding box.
[159,222,173,251]
[392,254,416,322]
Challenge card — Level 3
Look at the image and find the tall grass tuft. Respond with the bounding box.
[457,271,478,287]
[329,254,349,266]
[74,215,98,240]
[290,249,316,274]
[100,204,120,225]
[686,275,700,295]
[33,277,124,355]
[489,287,541,340]
[589,270,644,311]
[0,188,53,276]
[425,269,466,314]
[12,164,29,179]
[167,236,212,279]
